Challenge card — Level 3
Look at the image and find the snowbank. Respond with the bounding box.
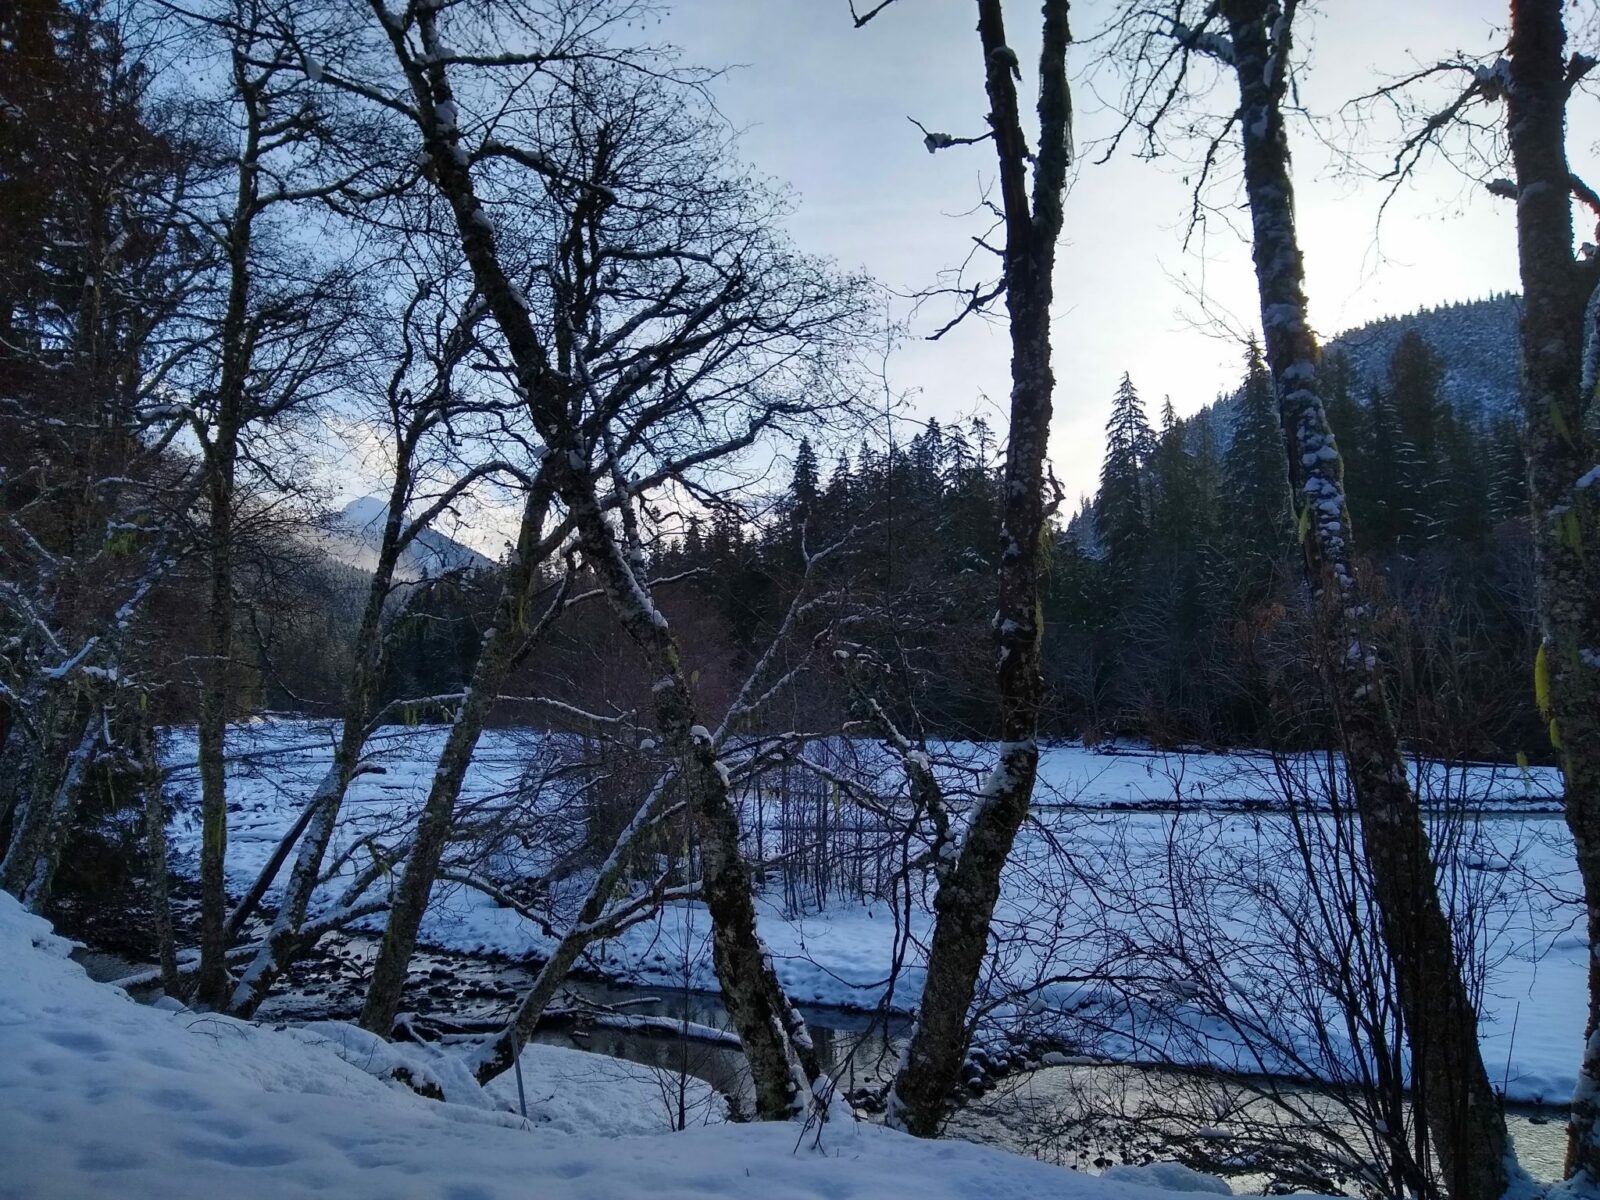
[0,891,1271,1200]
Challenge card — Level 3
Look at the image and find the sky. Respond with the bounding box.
[655,0,1532,507]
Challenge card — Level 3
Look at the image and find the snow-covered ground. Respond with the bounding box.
[1,891,1292,1200]
[159,721,1586,1105]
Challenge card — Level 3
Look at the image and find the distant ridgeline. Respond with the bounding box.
[1198,292,1523,448]
[1321,293,1521,425]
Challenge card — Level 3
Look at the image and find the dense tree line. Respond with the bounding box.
[594,321,1541,763]
[1052,329,1540,758]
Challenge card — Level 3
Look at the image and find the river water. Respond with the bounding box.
[491,966,1572,1193]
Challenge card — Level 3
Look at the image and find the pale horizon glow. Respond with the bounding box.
[344,1,1563,554]
[660,0,1543,508]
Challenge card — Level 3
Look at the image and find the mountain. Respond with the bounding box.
[321,496,496,582]
[1197,293,1522,450]
[1324,293,1521,425]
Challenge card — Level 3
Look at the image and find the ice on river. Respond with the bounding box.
[159,720,1585,1105]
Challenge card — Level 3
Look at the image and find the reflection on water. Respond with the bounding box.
[513,974,909,1109]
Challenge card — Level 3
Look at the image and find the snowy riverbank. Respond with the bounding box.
[4,890,1304,1200]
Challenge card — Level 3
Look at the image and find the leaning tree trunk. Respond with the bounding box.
[1,695,70,899]
[1,550,176,910]
[0,704,98,908]
[358,486,554,1036]
[228,751,362,1016]
[465,772,674,1084]
[1502,0,1600,1180]
[1220,4,1512,1198]
[0,712,30,839]
[230,482,411,1017]
[885,0,1071,1136]
[552,471,820,1119]
[374,3,817,1117]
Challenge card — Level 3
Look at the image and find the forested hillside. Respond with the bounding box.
[1327,294,1521,424]
[1048,295,1538,755]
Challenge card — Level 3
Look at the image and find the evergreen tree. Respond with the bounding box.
[782,437,821,561]
[791,438,820,512]
[1359,384,1407,550]
[1486,417,1528,523]
[1148,398,1196,553]
[1186,407,1223,546]
[1098,372,1154,572]
[1435,411,1491,547]
[1321,349,1363,449]
[1223,340,1289,565]
[1386,328,1446,541]
[908,418,946,498]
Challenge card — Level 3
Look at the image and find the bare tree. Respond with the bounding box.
[1099,4,1513,1196]
[226,253,523,1016]
[849,0,1072,1136]
[266,1,874,1119]
[459,527,858,1088]
[161,0,390,1006]
[1498,5,1600,1178]
[356,478,567,1034]
[1320,3,1600,1175]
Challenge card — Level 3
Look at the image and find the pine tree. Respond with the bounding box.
[1186,408,1223,546]
[1098,372,1154,572]
[683,514,705,562]
[1435,411,1491,547]
[791,438,820,511]
[1321,350,1363,463]
[1386,329,1446,541]
[1223,340,1289,565]
[783,437,821,560]
[1148,398,1196,553]
[1360,384,1407,550]
[1486,417,1528,523]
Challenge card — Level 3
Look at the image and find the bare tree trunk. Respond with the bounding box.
[140,724,180,996]
[0,708,98,908]
[358,485,555,1035]
[554,475,818,1119]
[0,704,67,899]
[193,55,259,1006]
[194,438,237,1008]
[466,773,675,1084]
[886,0,1071,1137]
[364,3,821,1116]
[1500,2,1600,1181]
[1219,4,1511,1196]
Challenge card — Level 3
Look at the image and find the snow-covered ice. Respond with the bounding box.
[158,721,1585,1104]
